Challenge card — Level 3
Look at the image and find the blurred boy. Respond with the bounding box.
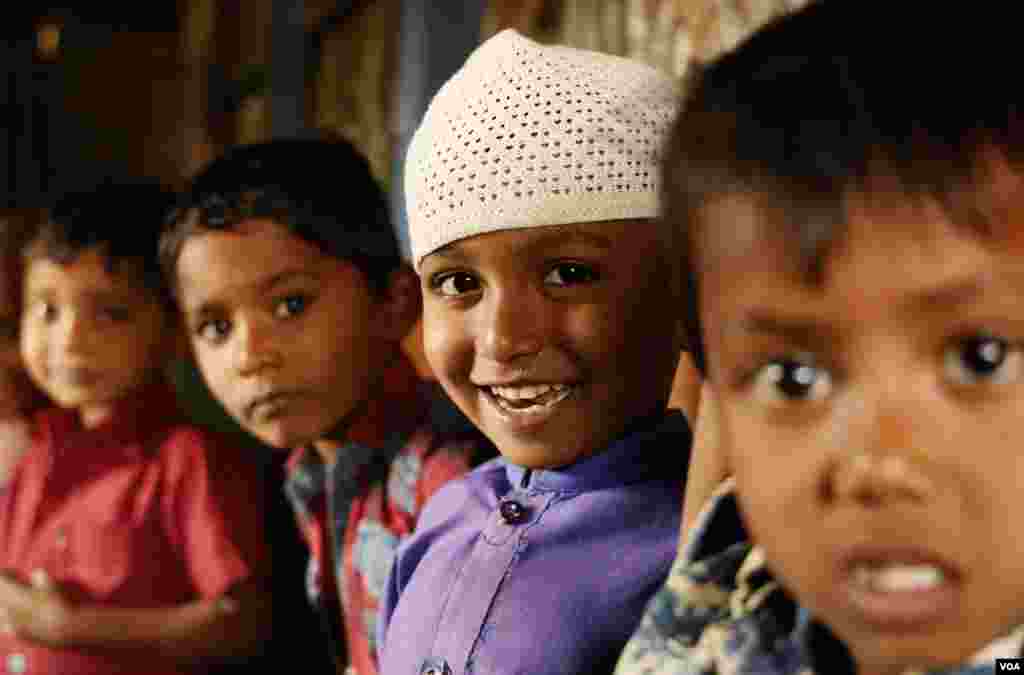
[0,180,271,673]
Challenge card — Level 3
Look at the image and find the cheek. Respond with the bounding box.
[421,308,470,379]
[192,347,233,400]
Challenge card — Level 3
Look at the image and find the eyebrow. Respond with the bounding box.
[257,268,319,295]
[185,268,318,317]
[735,277,988,344]
[735,312,840,350]
[904,277,985,313]
[430,229,616,264]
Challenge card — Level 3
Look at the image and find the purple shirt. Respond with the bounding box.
[378,411,691,675]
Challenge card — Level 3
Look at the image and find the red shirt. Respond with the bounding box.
[285,354,490,675]
[0,384,268,675]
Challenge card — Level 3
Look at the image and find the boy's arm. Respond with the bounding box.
[0,571,272,665]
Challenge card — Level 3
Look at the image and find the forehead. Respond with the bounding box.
[422,219,660,267]
[697,194,1024,326]
[23,248,149,298]
[175,218,358,306]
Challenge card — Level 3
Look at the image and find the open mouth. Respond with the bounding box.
[839,548,962,631]
[482,383,575,413]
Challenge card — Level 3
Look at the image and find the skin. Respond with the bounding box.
[174,218,419,463]
[20,248,173,429]
[419,219,683,469]
[698,190,1024,675]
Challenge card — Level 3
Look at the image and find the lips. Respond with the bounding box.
[838,546,962,632]
[244,391,299,422]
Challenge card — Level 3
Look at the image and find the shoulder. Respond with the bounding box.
[411,457,507,530]
[153,424,258,481]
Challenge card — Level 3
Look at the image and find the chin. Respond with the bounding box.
[495,439,586,470]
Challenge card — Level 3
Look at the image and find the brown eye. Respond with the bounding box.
[197,318,232,345]
[544,262,598,286]
[752,358,832,406]
[433,272,480,297]
[945,335,1021,386]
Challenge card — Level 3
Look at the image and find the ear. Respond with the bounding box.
[376,265,422,342]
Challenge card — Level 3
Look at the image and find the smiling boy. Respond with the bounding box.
[615,2,1024,674]
[377,30,693,675]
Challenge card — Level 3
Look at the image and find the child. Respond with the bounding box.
[0,181,272,674]
[616,2,1024,673]
[0,211,48,484]
[160,136,492,675]
[378,29,693,675]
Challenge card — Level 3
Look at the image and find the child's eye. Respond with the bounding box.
[544,262,599,287]
[100,306,133,322]
[750,358,832,406]
[432,272,480,297]
[274,294,310,319]
[944,335,1023,386]
[40,302,58,323]
[197,318,232,345]
[0,318,18,342]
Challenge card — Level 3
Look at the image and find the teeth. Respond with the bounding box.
[852,564,945,592]
[491,384,566,400]
[488,384,572,410]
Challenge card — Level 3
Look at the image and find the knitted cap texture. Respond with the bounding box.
[406,29,679,268]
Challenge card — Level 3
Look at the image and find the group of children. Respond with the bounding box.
[2,1,1023,674]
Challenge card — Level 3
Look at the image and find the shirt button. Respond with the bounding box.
[420,659,450,675]
[6,652,27,674]
[499,498,526,524]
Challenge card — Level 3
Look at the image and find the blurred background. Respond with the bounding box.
[1,0,808,247]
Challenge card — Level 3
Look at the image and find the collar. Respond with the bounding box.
[503,410,691,493]
[678,481,1024,675]
[37,380,184,460]
[286,352,430,476]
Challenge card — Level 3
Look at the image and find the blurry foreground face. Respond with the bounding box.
[700,193,1024,673]
[20,248,169,427]
[419,219,680,469]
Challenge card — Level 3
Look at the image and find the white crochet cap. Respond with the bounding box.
[405,29,680,269]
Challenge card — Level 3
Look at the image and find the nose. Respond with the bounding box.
[56,311,95,359]
[475,285,547,363]
[826,393,937,507]
[235,316,283,376]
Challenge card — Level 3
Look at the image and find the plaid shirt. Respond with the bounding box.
[614,480,1024,675]
[284,356,492,675]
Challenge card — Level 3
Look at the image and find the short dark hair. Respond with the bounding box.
[25,178,176,306]
[161,134,400,298]
[663,0,1024,374]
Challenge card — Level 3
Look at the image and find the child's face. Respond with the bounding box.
[175,219,410,450]
[20,248,171,426]
[419,220,681,469]
[699,194,1024,672]
[0,260,40,419]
